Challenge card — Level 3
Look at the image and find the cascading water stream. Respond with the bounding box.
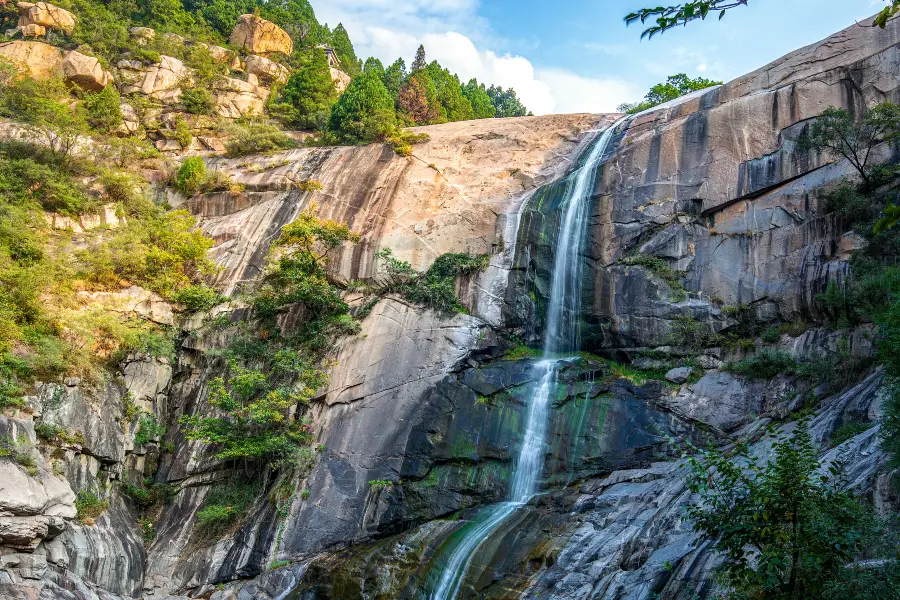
[430,118,626,600]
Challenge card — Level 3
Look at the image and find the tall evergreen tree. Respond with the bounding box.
[280,48,338,130]
[383,58,407,100]
[411,44,427,73]
[363,57,385,76]
[488,85,528,118]
[328,69,396,142]
[330,23,361,76]
[463,79,495,119]
[397,73,440,125]
[425,62,474,122]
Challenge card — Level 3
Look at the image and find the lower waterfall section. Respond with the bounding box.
[426,119,627,600]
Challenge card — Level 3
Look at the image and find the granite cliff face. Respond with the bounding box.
[1,14,899,600]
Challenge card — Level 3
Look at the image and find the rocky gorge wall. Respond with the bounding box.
[2,13,900,600]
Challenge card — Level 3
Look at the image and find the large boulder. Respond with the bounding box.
[17,1,76,35]
[120,55,189,104]
[61,50,112,91]
[229,14,292,55]
[214,75,269,118]
[0,40,63,79]
[244,54,289,85]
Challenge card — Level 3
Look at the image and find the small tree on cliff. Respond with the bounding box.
[800,102,900,192]
[685,421,876,599]
[280,48,338,130]
[617,73,722,113]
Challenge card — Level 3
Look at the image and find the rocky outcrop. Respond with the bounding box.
[330,67,351,93]
[62,50,112,91]
[0,40,62,79]
[17,2,76,35]
[120,55,190,104]
[244,54,289,86]
[213,76,269,118]
[229,14,293,56]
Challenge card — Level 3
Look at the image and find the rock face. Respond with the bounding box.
[0,40,62,79]
[330,67,351,92]
[213,75,269,118]
[229,14,293,56]
[17,2,76,35]
[62,50,112,91]
[120,55,190,104]
[244,54,289,86]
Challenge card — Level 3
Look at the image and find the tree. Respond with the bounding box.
[328,69,397,142]
[0,77,87,163]
[685,422,874,599]
[363,57,384,76]
[383,58,407,100]
[463,79,495,119]
[411,44,427,73]
[626,0,900,38]
[800,103,900,191]
[329,23,361,76]
[82,85,123,133]
[487,85,528,118]
[617,73,722,114]
[397,73,440,125]
[280,48,338,130]
[425,62,474,122]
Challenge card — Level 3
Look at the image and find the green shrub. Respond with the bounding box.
[196,479,260,537]
[82,85,123,133]
[75,490,109,523]
[723,349,797,379]
[134,414,166,446]
[375,249,489,314]
[224,120,296,157]
[369,479,395,490]
[172,284,224,312]
[174,156,206,196]
[620,253,687,301]
[174,119,192,149]
[760,325,782,343]
[181,87,215,115]
[830,420,874,447]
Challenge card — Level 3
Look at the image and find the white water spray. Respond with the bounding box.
[430,119,625,600]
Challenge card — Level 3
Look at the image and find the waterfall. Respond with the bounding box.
[430,118,625,600]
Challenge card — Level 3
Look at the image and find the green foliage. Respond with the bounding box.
[278,48,337,130]
[328,23,360,76]
[35,422,85,446]
[82,85,123,133]
[666,314,715,350]
[134,414,166,446]
[0,435,38,475]
[172,284,224,313]
[195,478,259,537]
[181,87,215,115]
[375,249,489,314]
[121,478,176,509]
[487,85,529,118]
[78,208,217,298]
[224,119,296,157]
[269,559,292,570]
[685,421,876,599]
[760,325,781,343]
[368,479,395,490]
[830,420,874,447]
[617,73,722,113]
[138,518,156,542]
[620,253,687,301]
[463,79,496,119]
[626,0,900,38]
[328,69,396,143]
[181,207,361,468]
[800,103,900,191]
[0,77,87,161]
[723,349,796,379]
[75,490,109,523]
[175,157,206,195]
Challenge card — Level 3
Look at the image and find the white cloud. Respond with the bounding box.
[315,1,639,115]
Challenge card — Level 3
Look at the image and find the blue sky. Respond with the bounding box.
[314,0,884,114]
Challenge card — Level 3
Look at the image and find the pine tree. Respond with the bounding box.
[462,79,495,119]
[280,48,338,130]
[330,23,361,76]
[363,57,384,76]
[411,44,427,73]
[397,73,440,125]
[328,69,396,142]
[383,58,407,100]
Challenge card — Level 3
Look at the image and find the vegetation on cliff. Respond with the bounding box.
[617,72,722,113]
